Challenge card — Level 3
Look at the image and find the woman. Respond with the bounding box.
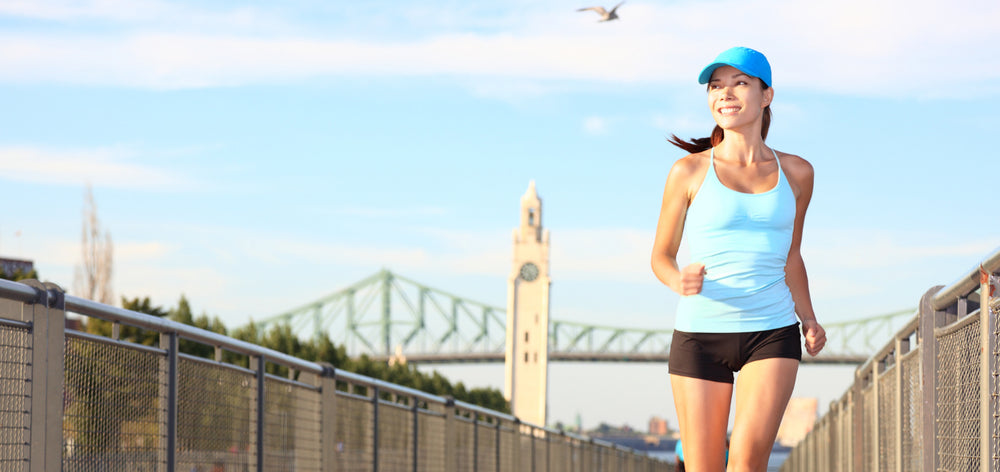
[651,47,826,471]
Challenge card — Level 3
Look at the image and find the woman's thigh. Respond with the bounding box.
[729,358,799,471]
[671,374,733,471]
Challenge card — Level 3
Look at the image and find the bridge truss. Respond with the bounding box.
[257,270,915,365]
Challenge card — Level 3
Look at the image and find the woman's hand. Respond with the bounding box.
[801,319,826,356]
[678,262,706,295]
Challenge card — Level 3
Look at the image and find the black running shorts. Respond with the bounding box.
[668,322,802,384]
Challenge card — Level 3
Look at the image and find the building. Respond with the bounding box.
[0,257,34,276]
[0,257,35,278]
[503,181,551,427]
[775,397,818,446]
[648,416,669,436]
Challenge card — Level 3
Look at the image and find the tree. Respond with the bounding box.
[74,184,113,304]
[68,295,165,466]
[170,295,228,359]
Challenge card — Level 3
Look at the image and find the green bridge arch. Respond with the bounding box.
[255,269,914,365]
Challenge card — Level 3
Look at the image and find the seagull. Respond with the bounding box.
[577,1,624,22]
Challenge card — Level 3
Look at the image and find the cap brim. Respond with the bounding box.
[698,63,728,84]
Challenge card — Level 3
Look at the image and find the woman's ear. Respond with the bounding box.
[762,87,774,108]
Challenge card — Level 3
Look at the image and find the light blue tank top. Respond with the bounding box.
[675,148,798,333]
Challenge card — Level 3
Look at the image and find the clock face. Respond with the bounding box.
[519,262,539,282]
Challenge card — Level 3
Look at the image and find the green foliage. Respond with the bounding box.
[68,296,164,457]
[84,296,167,346]
[170,295,228,359]
[80,294,510,414]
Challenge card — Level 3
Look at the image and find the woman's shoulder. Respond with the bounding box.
[664,150,712,200]
[774,150,814,198]
[669,149,712,178]
[775,150,814,179]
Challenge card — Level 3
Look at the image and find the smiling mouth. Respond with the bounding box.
[718,106,741,115]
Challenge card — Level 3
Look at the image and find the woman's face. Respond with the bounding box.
[706,65,772,130]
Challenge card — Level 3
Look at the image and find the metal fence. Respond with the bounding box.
[782,248,1000,472]
[0,278,672,472]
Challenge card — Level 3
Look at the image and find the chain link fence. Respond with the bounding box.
[0,320,31,471]
[782,249,1000,472]
[0,279,672,472]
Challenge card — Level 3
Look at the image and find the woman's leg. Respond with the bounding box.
[727,358,799,472]
[671,374,733,472]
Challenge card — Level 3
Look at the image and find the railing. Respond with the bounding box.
[0,278,672,472]
[782,247,1000,472]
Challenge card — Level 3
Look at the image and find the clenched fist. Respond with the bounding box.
[679,262,706,296]
[801,319,826,357]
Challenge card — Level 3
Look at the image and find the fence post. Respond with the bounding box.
[529,426,536,472]
[894,335,904,472]
[372,385,380,472]
[852,368,865,472]
[592,438,600,472]
[510,418,521,472]
[255,355,267,472]
[444,396,457,472]
[158,331,179,472]
[542,430,552,472]
[872,359,880,472]
[981,269,996,472]
[495,419,502,472]
[414,395,421,472]
[306,363,337,471]
[473,415,479,472]
[920,286,944,472]
[23,281,64,472]
[826,414,834,472]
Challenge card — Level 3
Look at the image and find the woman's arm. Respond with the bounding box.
[651,155,707,295]
[782,153,826,356]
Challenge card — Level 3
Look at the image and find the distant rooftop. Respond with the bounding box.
[0,257,34,276]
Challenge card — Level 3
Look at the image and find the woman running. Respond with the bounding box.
[651,46,827,472]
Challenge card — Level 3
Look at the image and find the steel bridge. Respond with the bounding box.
[256,269,914,365]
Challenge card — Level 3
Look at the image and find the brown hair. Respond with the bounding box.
[668,81,772,154]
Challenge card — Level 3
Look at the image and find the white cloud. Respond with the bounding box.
[0,0,995,96]
[0,146,193,189]
[0,0,283,31]
[583,116,608,135]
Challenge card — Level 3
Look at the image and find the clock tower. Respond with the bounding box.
[504,181,551,427]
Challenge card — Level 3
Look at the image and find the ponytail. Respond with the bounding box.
[669,82,772,153]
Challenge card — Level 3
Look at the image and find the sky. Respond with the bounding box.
[1,0,999,432]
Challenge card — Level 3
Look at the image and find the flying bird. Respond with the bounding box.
[577,1,624,22]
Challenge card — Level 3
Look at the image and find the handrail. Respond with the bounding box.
[5,277,632,452]
[931,246,1000,311]
[856,312,919,374]
[66,294,325,375]
[0,278,43,303]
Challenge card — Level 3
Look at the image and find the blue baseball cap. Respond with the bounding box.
[698,47,772,87]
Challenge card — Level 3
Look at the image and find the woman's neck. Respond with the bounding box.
[717,129,769,165]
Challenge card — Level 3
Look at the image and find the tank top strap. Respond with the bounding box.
[707,147,719,183]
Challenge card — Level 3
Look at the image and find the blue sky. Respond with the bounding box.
[2,0,999,430]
